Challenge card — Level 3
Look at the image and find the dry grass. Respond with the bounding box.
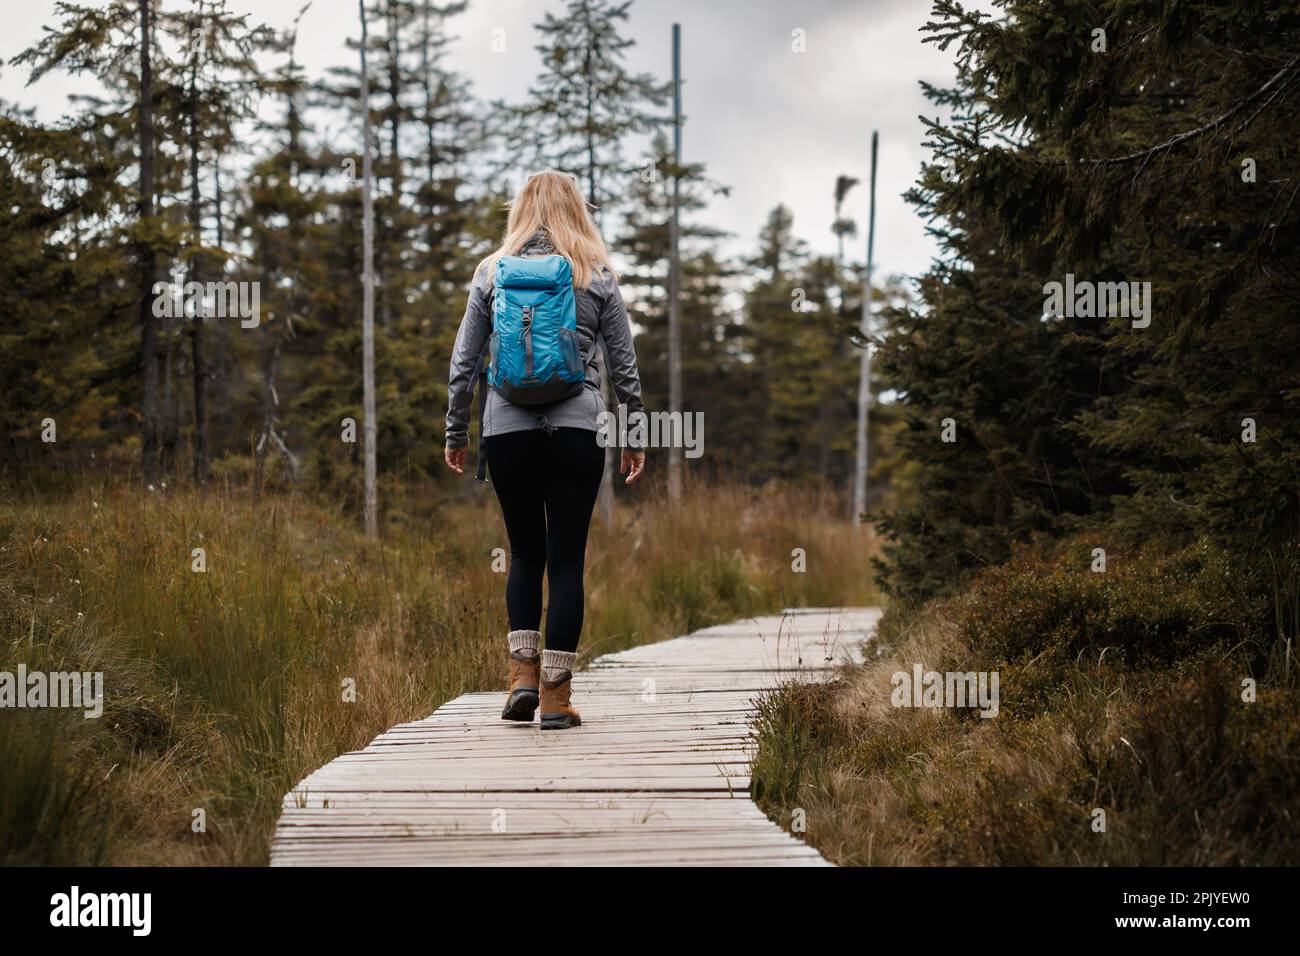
[0,472,877,865]
[751,538,1300,865]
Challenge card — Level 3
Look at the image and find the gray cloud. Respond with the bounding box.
[1,0,988,278]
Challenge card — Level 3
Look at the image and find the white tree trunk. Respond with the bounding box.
[853,131,879,523]
[667,23,683,504]
[597,349,615,525]
[360,0,379,539]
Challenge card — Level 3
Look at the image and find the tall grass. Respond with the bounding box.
[751,536,1300,865]
[0,474,876,864]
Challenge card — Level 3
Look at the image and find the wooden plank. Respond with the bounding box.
[270,608,878,866]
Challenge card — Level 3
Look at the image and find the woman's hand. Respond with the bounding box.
[445,445,468,475]
[620,449,645,485]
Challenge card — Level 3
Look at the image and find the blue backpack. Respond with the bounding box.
[488,254,586,404]
[471,254,588,481]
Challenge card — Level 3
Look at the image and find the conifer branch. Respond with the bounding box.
[1063,54,1299,167]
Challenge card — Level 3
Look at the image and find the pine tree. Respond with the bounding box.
[13,0,190,480]
[160,0,273,483]
[0,105,118,467]
[832,174,859,269]
[617,135,743,473]
[302,0,488,487]
[873,0,1300,599]
[500,0,667,216]
[941,0,1300,551]
[870,57,1128,598]
[238,6,322,491]
[735,206,860,487]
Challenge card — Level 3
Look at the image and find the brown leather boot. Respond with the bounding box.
[539,670,582,730]
[501,634,541,722]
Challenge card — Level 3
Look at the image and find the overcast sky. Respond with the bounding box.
[0,0,994,281]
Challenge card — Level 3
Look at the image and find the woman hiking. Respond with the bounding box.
[444,170,645,730]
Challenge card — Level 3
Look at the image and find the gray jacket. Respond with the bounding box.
[445,234,645,449]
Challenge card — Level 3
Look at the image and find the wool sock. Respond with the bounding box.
[508,629,540,657]
[541,649,577,683]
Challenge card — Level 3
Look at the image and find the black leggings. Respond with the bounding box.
[484,427,605,653]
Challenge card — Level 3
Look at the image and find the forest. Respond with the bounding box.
[1,0,1298,870]
[1,0,884,507]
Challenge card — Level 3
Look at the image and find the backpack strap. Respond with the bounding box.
[471,341,491,483]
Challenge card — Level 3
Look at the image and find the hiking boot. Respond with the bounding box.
[539,670,582,730]
[501,648,540,722]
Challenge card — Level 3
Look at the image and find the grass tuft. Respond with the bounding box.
[0,476,875,864]
[751,536,1300,865]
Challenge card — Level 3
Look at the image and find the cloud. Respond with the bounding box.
[1,0,986,279]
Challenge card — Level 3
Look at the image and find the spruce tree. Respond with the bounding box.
[874,0,1300,598]
[500,0,667,216]
[13,0,188,480]
[617,135,742,474]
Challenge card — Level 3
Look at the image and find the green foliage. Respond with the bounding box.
[770,1,1300,861]
[0,137,122,465]
[738,206,865,488]
[499,0,667,213]
[1,0,903,507]
[951,537,1295,716]
[875,0,1300,600]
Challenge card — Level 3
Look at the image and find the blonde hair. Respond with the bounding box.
[483,170,617,289]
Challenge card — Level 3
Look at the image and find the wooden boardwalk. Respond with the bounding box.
[270,607,879,866]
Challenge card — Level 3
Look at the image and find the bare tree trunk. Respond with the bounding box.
[422,1,435,187]
[254,336,300,493]
[853,131,879,522]
[378,0,401,333]
[162,324,176,469]
[138,0,159,482]
[360,0,379,538]
[188,53,209,485]
[213,154,223,246]
[666,23,683,504]
[208,148,232,443]
[582,34,614,524]
[191,322,208,482]
[387,0,402,200]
